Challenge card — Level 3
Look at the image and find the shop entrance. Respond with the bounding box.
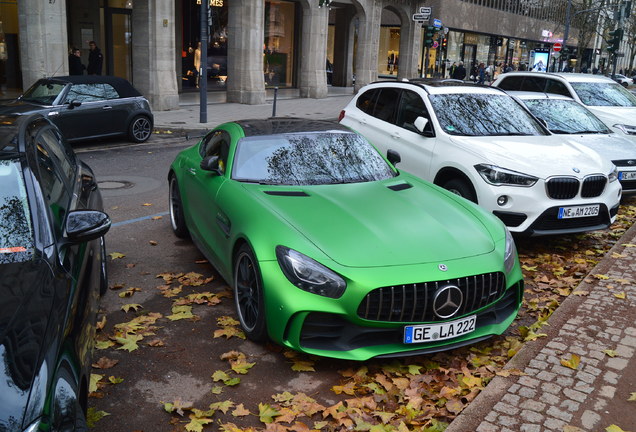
[105,7,132,81]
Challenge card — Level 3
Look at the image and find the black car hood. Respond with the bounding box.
[0,258,55,430]
[0,100,50,116]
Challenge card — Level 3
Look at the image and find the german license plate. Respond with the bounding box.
[404,315,476,344]
[619,171,636,181]
[558,204,600,219]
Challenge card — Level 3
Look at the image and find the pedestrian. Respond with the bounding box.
[453,61,466,81]
[194,42,201,88]
[478,62,486,84]
[485,63,493,82]
[470,64,478,82]
[87,41,103,75]
[449,62,457,79]
[68,47,85,75]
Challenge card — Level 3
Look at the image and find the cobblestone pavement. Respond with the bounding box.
[447,222,636,432]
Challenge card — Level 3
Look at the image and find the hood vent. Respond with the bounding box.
[387,183,413,191]
[264,190,309,197]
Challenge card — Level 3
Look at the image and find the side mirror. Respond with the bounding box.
[66,100,82,109]
[200,155,222,175]
[65,210,111,244]
[414,116,435,137]
[387,149,401,166]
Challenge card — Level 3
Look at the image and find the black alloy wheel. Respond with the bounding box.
[168,175,189,238]
[128,115,152,143]
[233,244,268,342]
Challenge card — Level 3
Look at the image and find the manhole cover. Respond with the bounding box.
[98,180,134,190]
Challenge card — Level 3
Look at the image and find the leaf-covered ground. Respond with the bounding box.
[88,198,636,432]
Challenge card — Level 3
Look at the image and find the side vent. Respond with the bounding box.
[387,183,413,191]
[264,190,309,197]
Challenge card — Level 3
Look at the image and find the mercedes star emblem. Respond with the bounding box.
[438,264,448,271]
[433,285,463,319]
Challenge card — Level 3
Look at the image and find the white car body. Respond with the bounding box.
[507,91,636,194]
[339,80,621,236]
[613,74,634,87]
[492,72,636,140]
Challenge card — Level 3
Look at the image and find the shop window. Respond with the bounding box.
[264,0,297,88]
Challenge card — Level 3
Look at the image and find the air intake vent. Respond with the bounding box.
[264,191,309,196]
[387,183,413,191]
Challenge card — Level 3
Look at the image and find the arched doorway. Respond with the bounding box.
[378,7,400,78]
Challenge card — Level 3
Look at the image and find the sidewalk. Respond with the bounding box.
[153,87,354,132]
[448,222,636,432]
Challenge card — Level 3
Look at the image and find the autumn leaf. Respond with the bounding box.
[114,334,143,352]
[167,305,195,321]
[185,415,212,432]
[96,315,107,330]
[152,216,163,220]
[217,316,240,326]
[560,354,580,370]
[149,240,158,246]
[108,376,124,384]
[445,398,465,415]
[603,349,618,357]
[89,374,103,393]
[606,426,629,432]
[614,292,627,299]
[95,339,115,350]
[214,326,245,339]
[212,370,230,382]
[211,385,223,394]
[109,252,125,260]
[163,399,193,416]
[232,403,251,417]
[522,265,537,271]
[231,360,255,375]
[92,357,119,369]
[572,290,589,296]
[593,274,610,280]
[147,338,165,347]
[86,407,110,428]
[121,303,142,313]
[142,202,153,206]
[496,369,527,377]
[118,287,141,298]
[258,403,280,424]
[291,359,315,372]
[331,381,356,395]
[210,400,234,414]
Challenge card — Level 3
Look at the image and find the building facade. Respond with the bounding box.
[0,0,629,111]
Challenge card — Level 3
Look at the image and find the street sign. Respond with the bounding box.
[412,13,430,21]
[553,42,562,52]
[432,41,439,49]
[433,18,442,28]
[419,6,431,14]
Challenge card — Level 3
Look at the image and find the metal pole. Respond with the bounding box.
[560,0,572,72]
[272,87,278,117]
[199,0,208,123]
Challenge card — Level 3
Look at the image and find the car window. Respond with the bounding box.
[65,84,107,103]
[371,88,400,123]
[544,80,570,96]
[396,90,432,133]
[570,82,636,107]
[0,159,35,264]
[429,93,545,136]
[35,136,72,236]
[522,99,612,134]
[232,132,395,185]
[520,76,546,92]
[356,89,379,115]
[38,128,76,184]
[496,76,524,91]
[200,130,230,174]
[103,84,120,99]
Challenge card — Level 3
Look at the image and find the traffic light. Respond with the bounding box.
[442,37,448,48]
[607,28,623,53]
[424,26,436,47]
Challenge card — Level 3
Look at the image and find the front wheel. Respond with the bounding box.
[442,178,478,203]
[128,115,152,143]
[233,244,268,342]
[169,175,189,238]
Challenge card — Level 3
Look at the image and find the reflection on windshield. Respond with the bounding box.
[571,82,636,107]
[523,99,611,134]
[21,81,65,105]
[0,160,34,264]
[232,132,396,185]
[429,94,545,136]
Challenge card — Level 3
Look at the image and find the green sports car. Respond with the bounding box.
[168,118,523,360]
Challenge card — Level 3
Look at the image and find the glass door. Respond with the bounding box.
[105,8,132,81]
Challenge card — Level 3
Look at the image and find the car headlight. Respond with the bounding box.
[608,166,618,183]
[276,246,346,298]
[475,164,538,187]
[504,228,517,274]
[613,124,636,135]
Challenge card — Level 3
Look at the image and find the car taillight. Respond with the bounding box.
[338,110,345,122]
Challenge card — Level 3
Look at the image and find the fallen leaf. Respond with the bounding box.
[142,203,153,207]
[89,374,103,393]
[149,240,158,246]
[291,360,315,372]
[572,290,589,296]
[147,338,165,347]
[614,292,627,299]
[560,354,580,370]
[152,216,163,220]
[163,399,193,416]
[258,403,280,424]
[118,287,141,298]
[92,357,119,369]
[108,376,124,384]
[109,252,125,260]
[628,392,636,402]
[232,403,251,417]
[606,426,629,432]
[121,303,142,313]
[86,407,110,428]
[603,349,617,358]
[593,274,610,280]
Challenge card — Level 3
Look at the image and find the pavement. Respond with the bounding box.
[153,89,636,431]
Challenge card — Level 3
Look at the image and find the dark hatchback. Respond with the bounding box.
[0,114,110,430]
[0,75,153,144]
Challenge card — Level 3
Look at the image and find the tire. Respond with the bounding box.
[99,236,108,296]
[442,178,478,203]
[128,115,152,143]
[233,244,268,342]
[169,175,189,238]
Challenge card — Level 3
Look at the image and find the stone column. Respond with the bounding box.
[332,5,354,87]
[298,1,328,99]
[18,0,68,89]
[354,0,382,92]
[397,10,421,81]
[132,0,179,111]
[227,0,266,104]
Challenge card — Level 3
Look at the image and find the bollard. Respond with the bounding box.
[272,87,278,117]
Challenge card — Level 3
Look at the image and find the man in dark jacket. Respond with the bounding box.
[453,61,466,80]
[87,41,103,75]
[68,48,85,75]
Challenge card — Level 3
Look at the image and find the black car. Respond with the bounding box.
[0,114,111,430]
[1,75,154,143]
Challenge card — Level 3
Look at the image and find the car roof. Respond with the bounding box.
[363,79,509,95]
[235,118,352,137]
[497,71,617,84]
[505,91,575,101]
[43,75,143,98]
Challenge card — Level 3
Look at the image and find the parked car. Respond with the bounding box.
[0,75,154,143]
[339,79,622,236]
[0,113,111,429]
[612,73,633,87]
[168,118,523,360]
[508,91,636,194]
[492,72,636,138]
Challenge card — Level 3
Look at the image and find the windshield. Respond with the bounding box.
[232,132,396,185]
[571,82,636,107]
[522,99,612,134]
[0,159,34,264]
[21,81,65,105]
[429,93,546,136]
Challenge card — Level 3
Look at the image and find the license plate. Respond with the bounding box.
[619,171,636,180]
[558,204,600,219]
[404,315,476,344]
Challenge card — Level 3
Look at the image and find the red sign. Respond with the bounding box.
[553,42,562,52]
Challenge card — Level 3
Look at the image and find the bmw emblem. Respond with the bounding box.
[629,160,636,165]
[438,264,448,271]
[433,285,463,318]
[572,167,580,173]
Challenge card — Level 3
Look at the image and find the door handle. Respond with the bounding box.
[48,111,59,116]
[391,132,401,139]
[360,118,367,125]
[102,106,113,110]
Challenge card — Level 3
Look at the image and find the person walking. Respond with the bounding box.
[478,63,486,84]
[87,41,103,75]
[68,47,85,75]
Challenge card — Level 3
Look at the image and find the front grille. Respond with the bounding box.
[357,272,506,323]
[546,177,579,199]
[612,159,636,167]
[581,175,606,198]
[619,179,636,192]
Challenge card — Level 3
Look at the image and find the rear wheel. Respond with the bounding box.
[233,244,268,342]
[128,115,152,143]
[169,175,189,238]
[442,178,477,203]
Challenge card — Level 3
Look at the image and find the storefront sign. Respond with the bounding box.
[464,33,479,45]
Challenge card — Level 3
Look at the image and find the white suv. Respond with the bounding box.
[493,72,636,138]
[339,80,622,236]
